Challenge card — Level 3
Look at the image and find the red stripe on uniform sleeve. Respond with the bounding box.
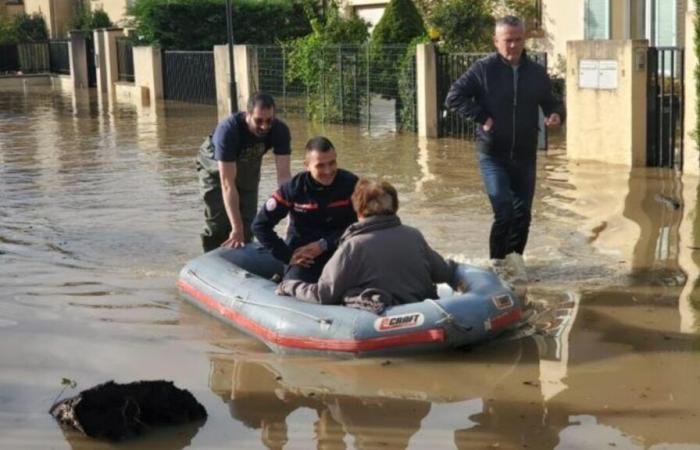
[272,191,292,208]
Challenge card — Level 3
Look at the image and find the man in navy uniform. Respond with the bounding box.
[253,136,358,283]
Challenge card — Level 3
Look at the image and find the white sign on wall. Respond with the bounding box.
[578,59,618,90]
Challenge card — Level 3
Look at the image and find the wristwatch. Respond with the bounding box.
[318,238,329,252]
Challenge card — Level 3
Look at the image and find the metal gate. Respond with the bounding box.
[86,36,97,87]
[647,47,684,169]
[436,51,548,148]
[162,50,216,105]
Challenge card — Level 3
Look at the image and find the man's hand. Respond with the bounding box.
[221,229,246,248]
[544,113,561,128]
[482,117,494,132]
[290,241,324,268]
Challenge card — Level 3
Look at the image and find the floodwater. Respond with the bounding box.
[1,86,699,450]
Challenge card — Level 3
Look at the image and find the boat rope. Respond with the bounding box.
[232,295,334,326]
[188,269,332,325]
[425,299,473,333]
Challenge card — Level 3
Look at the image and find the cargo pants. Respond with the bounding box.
[196,136,266,252]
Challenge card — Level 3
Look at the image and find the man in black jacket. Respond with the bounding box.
[445,15,565,282]
[252,136,358,283]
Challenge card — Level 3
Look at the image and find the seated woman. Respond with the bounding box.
[277,179,455,312]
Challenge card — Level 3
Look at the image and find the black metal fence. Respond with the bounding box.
[0,44,20,73]
[116,38,134,82]
[0,42,69,74]
[48,40,70,75]
[17,43,50,73]
[647,47,684,169]
[252,44,418,132]
[162,50,216,105]
[436,52,487,139]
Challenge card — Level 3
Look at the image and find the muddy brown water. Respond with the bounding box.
[1,87,699,449]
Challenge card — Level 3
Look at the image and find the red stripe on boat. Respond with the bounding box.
[489,308,522,331]
[327,199,351,208]
[178,280,445,352]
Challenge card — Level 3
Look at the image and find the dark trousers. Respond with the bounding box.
[196,137,259,252]
[478,152,536,259]
[283,252,332,283]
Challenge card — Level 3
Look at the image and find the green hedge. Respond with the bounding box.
[128,0,312,50]
[0,13,48,44]
[696,0,699,147]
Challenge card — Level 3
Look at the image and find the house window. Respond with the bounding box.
[646,0,676,46]
[584,0,610,39]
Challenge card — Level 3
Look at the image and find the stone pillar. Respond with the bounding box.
[133,46,163,106]
[94,28,107,93]
[416,43,438,138]
[101,28,126,98]
[214,45,232,118]
[68,30,88,88]
[566,40,648,166]
[234,45,258,112]
[214,44,258,119]
[684,10,698,175]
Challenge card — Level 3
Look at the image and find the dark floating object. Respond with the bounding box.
[50,380,207,442]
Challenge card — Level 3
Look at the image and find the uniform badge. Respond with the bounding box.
[265,197,277,211]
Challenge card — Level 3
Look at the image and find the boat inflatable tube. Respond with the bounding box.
[178,245,525,357]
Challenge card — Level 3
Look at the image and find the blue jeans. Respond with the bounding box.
[478,152,537,259]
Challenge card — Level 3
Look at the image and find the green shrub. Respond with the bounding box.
[696,0,700,149]
[0,16,18,44]
[429,0,494,52]
[370,0,426,99]
[12,13,48,43]
[70,2,113,32]
[286,5,369,123]
[128,0,312,50]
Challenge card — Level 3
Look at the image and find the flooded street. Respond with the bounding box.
[1,86,699,449]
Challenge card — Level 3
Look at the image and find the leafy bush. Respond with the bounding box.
[286,5,369,123]
[696,0,700,147]
[370,0,426,99]
[12,13,48,43]
[429,0,494,52]
[70,3,113,32]
[128,0,312,50]
[0,16,17,44]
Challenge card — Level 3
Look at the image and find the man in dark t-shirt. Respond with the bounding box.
[196,93,291,252]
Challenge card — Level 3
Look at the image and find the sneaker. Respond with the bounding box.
[490,258,511,281]
[506,252,528,284]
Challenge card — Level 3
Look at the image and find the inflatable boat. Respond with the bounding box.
[178,245,525,357]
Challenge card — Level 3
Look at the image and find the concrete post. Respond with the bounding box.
[234,45,258,112]
[133,46,163,106]
[214,45,231,118]
[684,10,698,174]
[94,28,107,93]
[214,44,258,118]
[68,30,88,89]
[101,28,126,98]
[566,40,648,166]
[416,43,438,138]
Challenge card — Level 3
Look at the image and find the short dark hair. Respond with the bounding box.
[352,179,399,217]
[247,93,275,112]
[305,136,335,153]
[495,15,523,30]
